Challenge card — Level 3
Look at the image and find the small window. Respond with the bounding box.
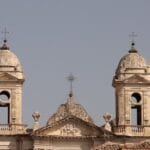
[131,93,142,125]
[131,93,141,103]
[0,91,10,101]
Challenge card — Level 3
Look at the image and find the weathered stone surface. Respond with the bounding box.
[47,95,94,126]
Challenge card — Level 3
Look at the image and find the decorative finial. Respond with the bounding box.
[129,32,138,46]
[129,32,138,53]
[32,111,40,131]
[66,73,76,97]
[0,28,9,50]
[103,112,112,123]
[103,112,112,131]
[32,111,40,122]
[2,27,9,41]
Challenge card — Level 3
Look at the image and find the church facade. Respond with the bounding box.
[0,38,150,150]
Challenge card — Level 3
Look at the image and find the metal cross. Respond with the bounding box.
[1,27,9,41]
[129,32,138,44]
[66,73,76,96]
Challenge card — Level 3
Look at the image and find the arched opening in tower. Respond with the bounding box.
[0,91,10,124]
[131,93,142,126]
[0,105,10,124]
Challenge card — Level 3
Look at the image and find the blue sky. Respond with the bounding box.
[0,0,150,127]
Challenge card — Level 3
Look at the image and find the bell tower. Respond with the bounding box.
[113,42,150,136]
[0,38,25,134]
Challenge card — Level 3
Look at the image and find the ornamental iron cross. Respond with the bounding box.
[1,27,9,41]
[66,73,76,96]
[129,32,138,44]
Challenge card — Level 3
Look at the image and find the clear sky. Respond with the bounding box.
[0,0,150,127]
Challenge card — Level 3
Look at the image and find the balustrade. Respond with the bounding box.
[0,124,27,134]
[114,125,145,136]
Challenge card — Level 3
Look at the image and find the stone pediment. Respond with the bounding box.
[0,72,18,81]
[33,115,102,137]
[123,75,149,84]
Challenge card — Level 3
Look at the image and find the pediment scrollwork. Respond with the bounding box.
[60,123,81,136]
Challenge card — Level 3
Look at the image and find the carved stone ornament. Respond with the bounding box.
[103,112,112,123]
[32,111,40,122]
[47,96,93,126]
[60,123,81,136]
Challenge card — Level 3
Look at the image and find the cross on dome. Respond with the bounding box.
[128,32,138,53]
[129,32,138,47]
[66,73,77,97]
[1,28,9,50]
[2,27,9,43]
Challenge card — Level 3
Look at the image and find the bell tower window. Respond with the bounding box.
[131,93,142,125]
[0,91,10,101]
[0,91,10,124]
[131,93,141,103]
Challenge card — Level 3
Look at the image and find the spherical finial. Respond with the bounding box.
[4,39,7,43]
[129,42,137,53]
[131,42,135,47]
[69,93,73,97]
[0,40,9,50]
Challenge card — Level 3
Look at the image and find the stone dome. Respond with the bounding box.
[116,47,147,74]
[0,44,22,72]
[47,96,94,126]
